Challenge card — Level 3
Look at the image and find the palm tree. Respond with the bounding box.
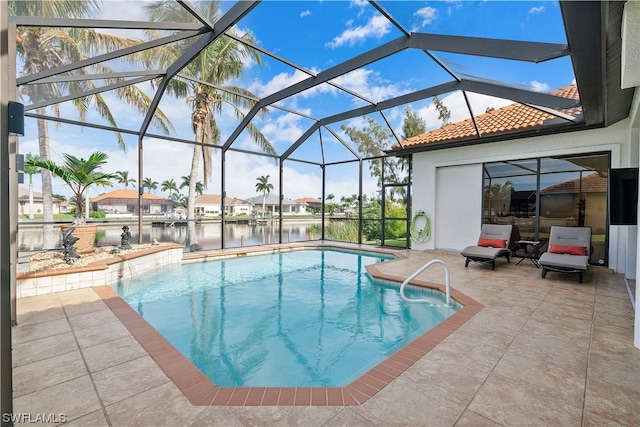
[161,179,178,198]
[11,0,173,248]
[255,175,274,215]
[326,193,336,215]
[115,170,136,189]
[26,152,116,225]
[484,181,514,217]
[170,192,188,209]
[23,153,41,219]
[142,177,159,194]
[180,176,203,196]
[145,1,276,245]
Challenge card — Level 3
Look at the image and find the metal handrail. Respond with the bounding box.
[399,259,451,306]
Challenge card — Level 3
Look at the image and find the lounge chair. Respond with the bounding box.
[461,224,513,270]
[539,226,591,283]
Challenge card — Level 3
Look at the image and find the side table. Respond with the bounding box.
[516,240,542,267]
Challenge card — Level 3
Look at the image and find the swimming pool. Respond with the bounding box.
[113,248,459,387]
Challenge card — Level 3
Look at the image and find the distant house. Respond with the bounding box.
[18,187,61,216]
[295,197,322,213]
[194,194,253,217]
[245,193,306,215]
[540,172,607,231]
[90,189,173,215]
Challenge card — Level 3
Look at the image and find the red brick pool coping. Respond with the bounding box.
[94,245,483,406]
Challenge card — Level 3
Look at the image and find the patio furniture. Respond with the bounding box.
[516,240,543,267]
[539,226,591,283]
[461,224,513,270]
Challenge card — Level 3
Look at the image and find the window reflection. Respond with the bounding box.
[483,153,608,265]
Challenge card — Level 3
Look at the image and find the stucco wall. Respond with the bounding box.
[411,119,632,275]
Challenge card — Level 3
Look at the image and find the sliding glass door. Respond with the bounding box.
[483,153,609,265]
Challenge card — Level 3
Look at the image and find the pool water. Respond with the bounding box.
[113,248,458,387]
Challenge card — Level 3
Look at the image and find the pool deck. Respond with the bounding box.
[11,243,639,426]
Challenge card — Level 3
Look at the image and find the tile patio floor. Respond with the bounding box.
[10,245,640,426]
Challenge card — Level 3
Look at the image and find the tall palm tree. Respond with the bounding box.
[255,175,273,215]
[145,1,276,246]
[484,181,514,217]
[180,176,203,196]
[115,170,136,189]
[161,178,178,198]
[23,153,41,220]
[142,177,159,194]
[11,0,173,248]
[170,192,187,209]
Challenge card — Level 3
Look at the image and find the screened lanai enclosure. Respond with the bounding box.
[4,0,620,254]
[3,0,640,421]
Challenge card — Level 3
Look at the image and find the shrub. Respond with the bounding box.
[325,219,359,242]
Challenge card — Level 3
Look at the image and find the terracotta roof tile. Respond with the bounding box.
[294,197,321,205]
[541,172,607,194]
[395,84,581,150]
[90,189,170,203]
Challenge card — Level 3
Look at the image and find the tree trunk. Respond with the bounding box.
[187,140,202,250]
[28,179,34,220]
[37,111,55,249]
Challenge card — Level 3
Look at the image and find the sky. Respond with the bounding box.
[16,0,576,203]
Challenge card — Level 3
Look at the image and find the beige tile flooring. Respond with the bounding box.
[11,246,640,426]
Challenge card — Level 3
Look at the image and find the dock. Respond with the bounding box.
[151,220,197,227]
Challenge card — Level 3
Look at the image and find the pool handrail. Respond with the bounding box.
[399,259,451,306]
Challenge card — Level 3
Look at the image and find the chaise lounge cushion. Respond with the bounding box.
[461,245,509,259]
[461,224,513,270]
[538,252,589,270]
[539,226,591,283]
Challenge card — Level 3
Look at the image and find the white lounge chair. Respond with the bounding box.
[539,226,591,283]
[461,224,513,270]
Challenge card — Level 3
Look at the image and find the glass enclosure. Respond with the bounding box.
[483,153,609,265]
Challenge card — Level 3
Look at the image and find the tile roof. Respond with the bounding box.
[294,197,321,205]
[394,84,582,150]
[90,189,171,203]
[541,172,607,194]
[18,187,62,203]
[195,194,251,205]
[245,194,299,206]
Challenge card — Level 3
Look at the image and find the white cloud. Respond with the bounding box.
[325,14,391,49]
[414,6,438,28]
[300,10,311,18]
[529,6,545,14]
[207,150,326,200]
[350,0,369,7]
[259,112,309,146]
[530,80,550,92]
[332,68,404,104]
[248,69,315,98]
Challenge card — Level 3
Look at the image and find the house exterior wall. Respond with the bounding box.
[196,203,253,216]
[411,119,632,276]
[231,205,252,215]
[18,200,60,216]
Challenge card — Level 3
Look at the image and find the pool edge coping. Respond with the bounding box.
[95,243,484,407]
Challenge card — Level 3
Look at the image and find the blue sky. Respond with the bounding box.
[18,0,576,203]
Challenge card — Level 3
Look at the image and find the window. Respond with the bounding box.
[483,153,609,265]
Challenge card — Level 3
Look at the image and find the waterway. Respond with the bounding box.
[17,219,322,252]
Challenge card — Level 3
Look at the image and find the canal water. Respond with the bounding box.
[18,219,321,252]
